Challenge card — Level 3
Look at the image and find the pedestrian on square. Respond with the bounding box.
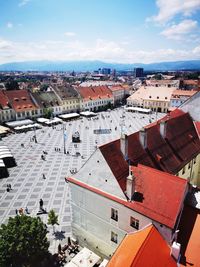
[42,173,46,179]
[25,206,29,214]
[9,184,12,190]
[19,208,23,215]
[15,209,18,215]
[39,199,43,210]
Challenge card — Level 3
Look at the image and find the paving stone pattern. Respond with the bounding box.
[0,108,164,253]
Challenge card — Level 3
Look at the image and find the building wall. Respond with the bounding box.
[177,154,200,186]
[81,97,114,111]
[0,109,15,123]
[61,98,80,113]
[69,182,173,257]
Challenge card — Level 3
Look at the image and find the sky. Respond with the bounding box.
[0,0,200,64]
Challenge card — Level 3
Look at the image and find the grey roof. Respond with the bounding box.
[54,85,79,100]
[180,91,200,121]
[32,91,61,108]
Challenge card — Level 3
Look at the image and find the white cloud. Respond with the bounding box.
[64,32,76,37]
[0,37,200,64]
[149,0,200,23]
[7,22,13,29]
[161,19,198,40]
[18,0,30,7]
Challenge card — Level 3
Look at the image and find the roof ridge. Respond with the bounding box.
[132,225,156,265]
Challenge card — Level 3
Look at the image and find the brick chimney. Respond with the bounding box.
[126,166,135,201]
[139,127,147,149]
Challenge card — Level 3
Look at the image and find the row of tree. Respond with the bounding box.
[0,210,59,267]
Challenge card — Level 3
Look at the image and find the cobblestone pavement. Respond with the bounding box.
[0,108,164,253]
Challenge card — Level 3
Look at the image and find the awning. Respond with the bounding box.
[59,113,80,120]
[80,111,97,117]
[65,247,101,267]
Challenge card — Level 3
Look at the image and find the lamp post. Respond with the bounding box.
[33,123,37,143]
[62,122,66,154]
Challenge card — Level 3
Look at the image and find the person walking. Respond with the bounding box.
[39,199,44,210]
[25,206,29,214]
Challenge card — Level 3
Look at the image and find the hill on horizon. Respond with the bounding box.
[0,59,200,72]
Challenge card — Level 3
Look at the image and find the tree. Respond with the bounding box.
[5,80,19,90]
[43,107,53,119]
[0,215,49,267]
[47,209,59,233]
[40,84,49,91]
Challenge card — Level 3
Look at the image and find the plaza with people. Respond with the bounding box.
[0,107,164,253]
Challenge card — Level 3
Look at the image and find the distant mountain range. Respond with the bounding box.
[0,60,200,72]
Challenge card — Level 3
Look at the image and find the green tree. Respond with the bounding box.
[47,209,59,233]
[0,215,49,267]
[5,80,19,90]
[40,84,49,91]
[43,107,53,119]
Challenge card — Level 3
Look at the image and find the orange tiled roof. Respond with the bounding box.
[172,90,197,97]
[77,86,113,101]
[4,90,37,112]
[107,225,177,267]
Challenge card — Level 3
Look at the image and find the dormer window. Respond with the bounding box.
[157,96,159,99]
[149,96,151,98]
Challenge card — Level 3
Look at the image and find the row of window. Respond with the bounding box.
[111,208,139,230]
[85,100,111,107]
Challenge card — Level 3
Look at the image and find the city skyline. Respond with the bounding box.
[0,0,200,64]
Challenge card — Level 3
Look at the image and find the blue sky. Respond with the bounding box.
[0,0,200,63]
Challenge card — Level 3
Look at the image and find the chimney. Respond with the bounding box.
[171,241,181,261]
[160,120,166,138]
[120,133,128,159]
[126,166,135,201]
[139,128,147,149]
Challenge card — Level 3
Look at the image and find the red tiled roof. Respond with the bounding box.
[100,140,129,191]
[0,91,9,109]
[127,132,155,168]
[194,121,200,137]
[107,225,177,267]
[165,113,200,162]
[67,164,188,228]
[99,110,199,176]
[77,86,113,101]
[4,90,37,112]
[144,124,181,173]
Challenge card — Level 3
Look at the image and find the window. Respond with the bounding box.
[111,208,118,221]
[188,162,191,169]
[130,217,139,230]
[111,232,118,243]
[194,157,196,164]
